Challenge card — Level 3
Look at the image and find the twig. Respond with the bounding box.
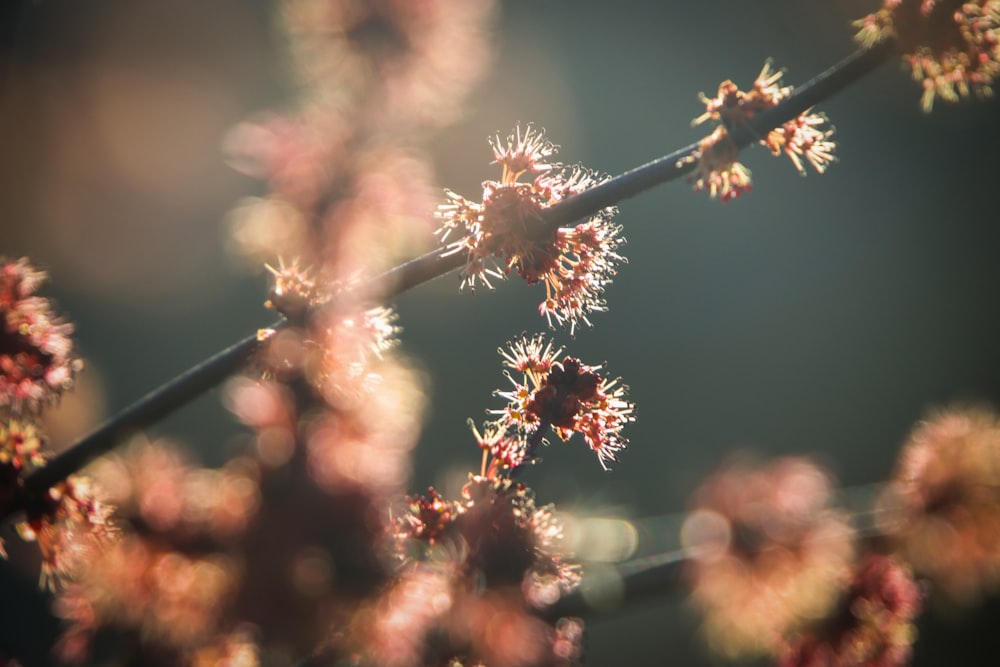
[19,321,284,506]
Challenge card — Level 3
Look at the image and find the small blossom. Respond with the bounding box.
[681,457,857,658]
[264,259,324,321]
[469,419,528,479]
[779,555,922,667]
[764,111,838,175]
[853,0,1000,111]
[876,406,1000,603]
[686,62,836,200]
[491,124,560,182]
[0,257,82,414]
[0,416,47,473]
[693,60,791,128]
[493,335,634,470]
[436,125,625,332]
[682,127,754,202]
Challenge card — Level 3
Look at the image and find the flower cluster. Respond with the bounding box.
[683,62,836,201]
[380,475,583,667]
[436,126,626,334]
[480,334,634,474]
[0,257,81,413]
[0,257,113,590]
[854,0,1000,111]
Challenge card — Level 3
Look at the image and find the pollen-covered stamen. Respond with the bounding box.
[764,112,837,175]
[499,333,564,379]
[490,124,560,184]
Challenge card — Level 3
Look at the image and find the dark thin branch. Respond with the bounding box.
[7,42,898,510]
[19,320,284,505]
[378,40,897,297]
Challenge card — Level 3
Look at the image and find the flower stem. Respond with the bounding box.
[11,42,897,503]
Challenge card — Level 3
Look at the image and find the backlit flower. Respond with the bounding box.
[493,335,633,470]
[686,62,836,200]
[436,126,625,333]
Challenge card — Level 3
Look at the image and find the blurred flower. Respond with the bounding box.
[55,534,243,661]
[280,0,496,128]
[779,554,922,667]
[681,457,857,658]
[436,126,625,333]
[305,357,425,497]
[877,406,1000,603]
[0,257,81,414]
[90,438,260,543]
[190,627,261,667]
[854,0,1000,111]
[223,377,299,468]
[382,476,581,667]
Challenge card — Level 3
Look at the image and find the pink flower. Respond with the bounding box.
[436,126,625,333]
[0,258,81,414]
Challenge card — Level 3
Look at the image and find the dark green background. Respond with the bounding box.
[3,0,1000,664]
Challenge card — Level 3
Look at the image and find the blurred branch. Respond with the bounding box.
[547,483,892,621]
[4,41,897,510]
[15,320,284,510]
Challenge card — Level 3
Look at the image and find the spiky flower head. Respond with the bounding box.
[685,62,836,201]
[436,125,625,333]
[493,334,634,470]
[0,257,81,414]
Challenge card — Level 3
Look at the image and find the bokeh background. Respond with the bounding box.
[3,0,1000,664]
